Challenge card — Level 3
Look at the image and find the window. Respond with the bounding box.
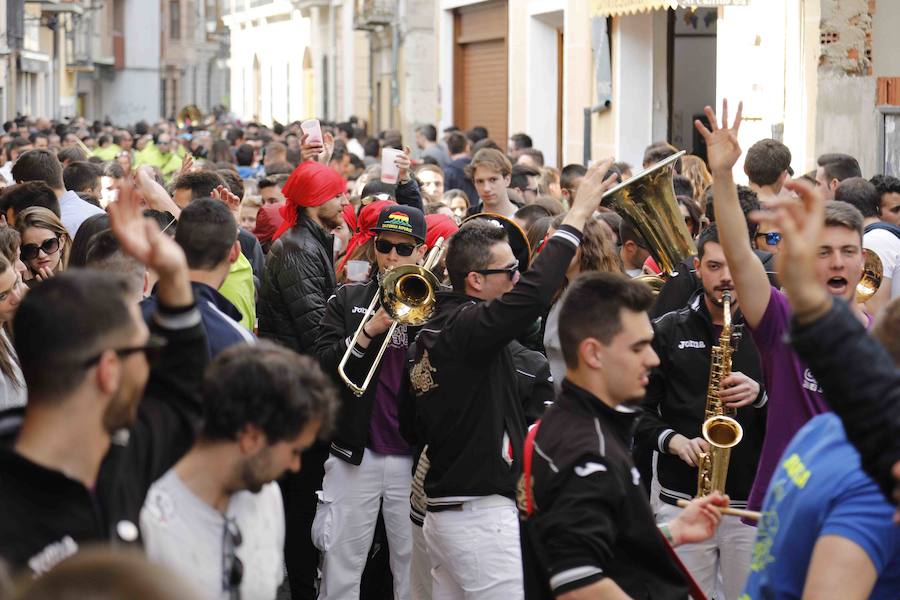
[169,0,181,40]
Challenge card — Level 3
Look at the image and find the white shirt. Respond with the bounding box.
[863,227,900,299]
[347,138,365,160]
[58,189,105,237]
[542,301,565,393]
[140,469,285,600]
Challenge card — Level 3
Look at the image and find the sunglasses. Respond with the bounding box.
[222,517,244,596]
[474,260,519,280]
[375,239,417,257]
[82,335,168,368]
[756,231,782,246]
[21,237,60,261]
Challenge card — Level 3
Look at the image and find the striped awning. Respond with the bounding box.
[590,0,748,17]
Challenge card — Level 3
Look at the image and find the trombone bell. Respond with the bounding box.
[337,238,446,397]
[855,248,883,304]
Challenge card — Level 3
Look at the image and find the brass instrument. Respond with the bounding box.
[177,105,203,129]
[602,151,697,285]
[855,248,883,304]
[696,290,744,497]
[338,237,445,397]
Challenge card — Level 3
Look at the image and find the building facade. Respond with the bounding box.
[160,0,230,120]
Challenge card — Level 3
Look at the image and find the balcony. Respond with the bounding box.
[354,0,394,30]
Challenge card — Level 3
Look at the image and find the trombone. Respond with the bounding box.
[338,237,446,397]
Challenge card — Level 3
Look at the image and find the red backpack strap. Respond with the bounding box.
[522,420,541,517]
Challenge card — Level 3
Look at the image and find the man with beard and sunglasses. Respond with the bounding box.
[698,100,870,520]
[140,342,338,600]
[0,185,206,575]
[313,204,427,599]
[635,224,767,599]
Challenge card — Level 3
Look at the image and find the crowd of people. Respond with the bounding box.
[0,100,896,600]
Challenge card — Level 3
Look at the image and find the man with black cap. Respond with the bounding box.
[314,204,428,599]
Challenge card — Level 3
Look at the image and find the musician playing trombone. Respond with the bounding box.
[314,204,429,599]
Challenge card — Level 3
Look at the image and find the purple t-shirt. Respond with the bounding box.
[745,288,830,514]
[368,325,412,455]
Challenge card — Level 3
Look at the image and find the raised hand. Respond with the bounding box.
[396,146,413,182]
[561,158,619,232]
[300,131,325,162]
[176,153,194,179]
[134,166,182,218]
[694,99,743,174]
[211,184,241,213]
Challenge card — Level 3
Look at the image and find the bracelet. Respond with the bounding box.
[658,523,675,545]
[360,326,373,341]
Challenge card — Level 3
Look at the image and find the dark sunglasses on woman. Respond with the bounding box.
[374,238,417,257]
[21,237,61,261]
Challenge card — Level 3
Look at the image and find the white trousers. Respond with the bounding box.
[423,496,523,600]
[410,524,432,600]
[656,501,755,600]
[312,450,413,600]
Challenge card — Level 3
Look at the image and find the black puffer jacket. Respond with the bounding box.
[258,217,336,353]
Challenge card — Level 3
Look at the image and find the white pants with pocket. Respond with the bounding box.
[422,495,523,600]
[656,500,755,600]
[312,449,413,600]
[410,523,432,600]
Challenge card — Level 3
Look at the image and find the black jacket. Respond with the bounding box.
[0,303,207,575]
[636,292,767,506]
[316,278,421,465]
[408,226,581,502]
[650,250,778,319]
[258,217,336,353]
[522,380,690,599]
[443,157,478,208]
[790,299,900,503]
[238,227,265,289]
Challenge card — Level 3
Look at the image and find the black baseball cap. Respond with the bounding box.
[372,205,427,242]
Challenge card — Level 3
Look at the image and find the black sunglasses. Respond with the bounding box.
[222,517,244,597]
[756,231,782,246]
[82,335,168,368]
[21,237,60,261]
[474,260,519,280]
[375,238,417,257]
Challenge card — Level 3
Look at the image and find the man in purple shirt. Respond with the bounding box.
[696,100,869,516]
[314,204,428,599]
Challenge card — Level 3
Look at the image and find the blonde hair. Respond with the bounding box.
[15,206,71,272]
[681,155,712,202]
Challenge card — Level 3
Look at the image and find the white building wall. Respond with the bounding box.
[226,5,312,123]
[102,0,161,124]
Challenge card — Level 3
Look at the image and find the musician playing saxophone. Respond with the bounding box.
[636,224,767,599]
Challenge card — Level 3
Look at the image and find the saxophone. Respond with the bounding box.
[696,290,744,497]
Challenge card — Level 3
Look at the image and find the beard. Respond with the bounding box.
[241,449,276,494]
[102,386,140,433]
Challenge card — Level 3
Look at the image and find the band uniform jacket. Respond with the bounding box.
[0,303,207,575]
[636,291,767,508]
[522,380,690,599]
[406,226,582,503]
[316,277,422,465]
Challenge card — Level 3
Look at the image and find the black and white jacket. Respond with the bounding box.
[405,226,581,503]
[522,380,690,599]
[636,291,767,507]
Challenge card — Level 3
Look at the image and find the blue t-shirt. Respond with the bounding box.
[741,413,900,599]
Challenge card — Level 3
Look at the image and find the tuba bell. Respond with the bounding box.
[177,105,203,129]
[601,151,697,287]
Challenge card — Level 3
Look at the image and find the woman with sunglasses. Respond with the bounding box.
[314,204,428,600]
[0,251,26,410]
[15,207,71,285]
[543,214,622,390]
